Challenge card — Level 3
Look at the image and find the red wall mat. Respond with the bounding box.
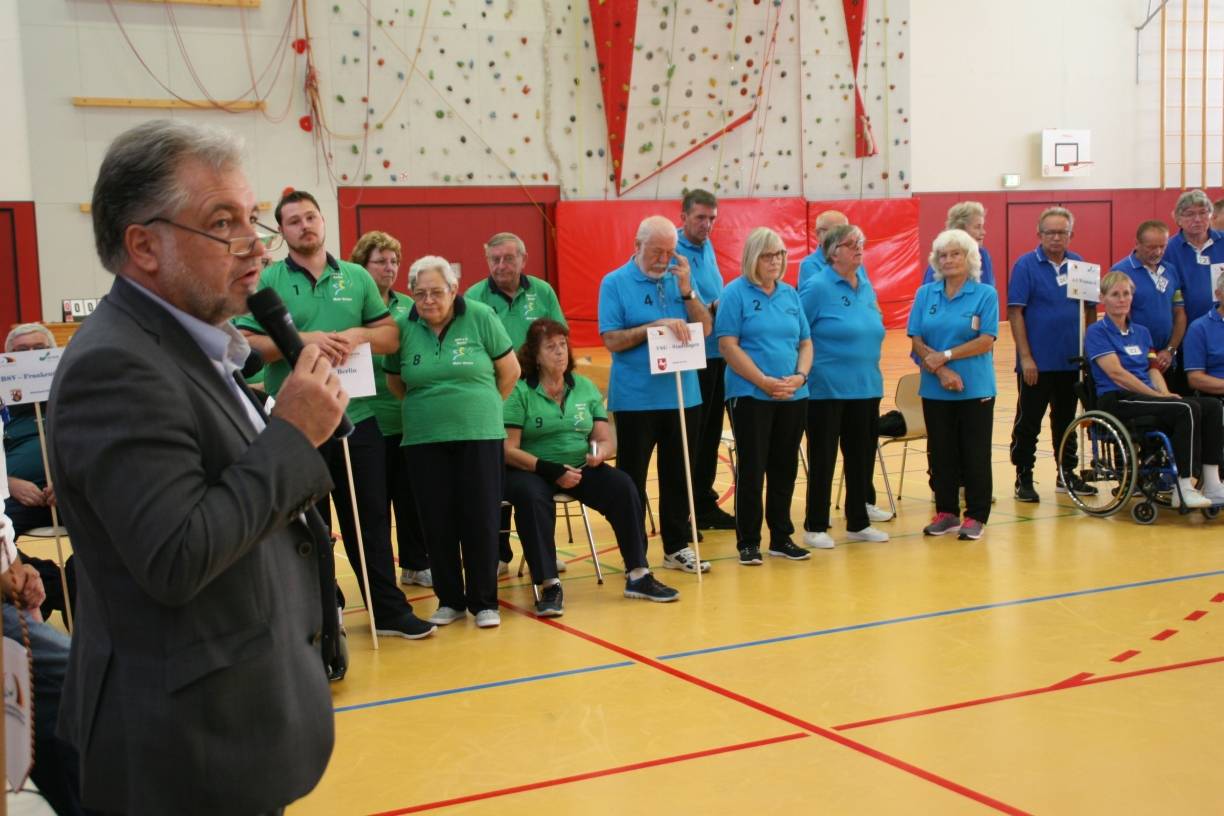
[0,202,41,325]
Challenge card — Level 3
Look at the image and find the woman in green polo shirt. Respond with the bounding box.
[503,319,679,617]
[385,256,520,629]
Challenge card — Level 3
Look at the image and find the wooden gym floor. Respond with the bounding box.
[22,327,1224,814]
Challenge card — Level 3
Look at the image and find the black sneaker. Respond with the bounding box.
[1055,472,1099,496]
[1014,474,1040,503]
[768,539,811,560]
[624,572,680,602]
[535,583,564,617]
[375,612,437,640]
[696,507,737,530]
[738,545,764,565]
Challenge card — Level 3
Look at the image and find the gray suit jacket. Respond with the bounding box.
[47,276,336,815]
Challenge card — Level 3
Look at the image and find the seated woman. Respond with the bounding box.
[503,319,678,616]
[1086,271,1224,508]
[1184,273,1224,400]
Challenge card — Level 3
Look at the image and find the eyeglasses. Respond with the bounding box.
[411,288,452,302]
[1040,229,1071,238]
[837,239,865,250]
[1179,209,1212,221]
[759,250,787,262]
[366,257,399,267]
[143,217,283,257]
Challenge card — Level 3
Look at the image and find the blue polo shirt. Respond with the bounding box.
[1007,245,1086,373]
[1085,318,1155,396]
[714,277,810,401]
[907,279,999,400]
[1161,230,1224,323]
[598,257,702,412]
[1182,308,1224,378]
[920,246,995,287]
[1109,253,1183,350]
[799,265,885,399]
[675,228,723,359]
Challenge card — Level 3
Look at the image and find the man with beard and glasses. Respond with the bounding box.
[235,190,435,641]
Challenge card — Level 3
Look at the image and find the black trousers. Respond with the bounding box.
[505,464,649,583]
[1009,370,1080,475]
[694,359,729,516]
[404,439,503,614]
[383,433,429,571]
[923,397,995,523]
[613,406,700,555]
[728,397,807,547]
[317,416,412,624]
[806,397,880,532]
[1100,391,1222,475]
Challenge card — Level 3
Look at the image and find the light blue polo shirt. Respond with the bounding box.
[714,277,809,401]
[1109,253,1183,350]
[598,257,702,412]
[1085,318,1155,396]
[1161,230,1224,323]
[1007,245,1086,373]
[799,265,884,399]
[907,279,999,401]
[676,228,723,359]
[797,249,830,290]
[921,246,995,287]
[1182,308,1224,378]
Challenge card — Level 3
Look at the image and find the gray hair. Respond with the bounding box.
[821,223,864,261]
[5,323,56,351]
[946,201,985,231]
[1174,189,1213,217]
[484,232,526,256]
[740,227,786,287]
[91,119,245,274]
[408,255,459,290]
[635,215,677,245]
[1038,206,1074,233]
[928,229,983,282]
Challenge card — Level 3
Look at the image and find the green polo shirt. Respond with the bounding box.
[503,373,608,468]
[383,295,513,445]
[465,274,566,349]
[233,254,391,424]
[366,290,415,436]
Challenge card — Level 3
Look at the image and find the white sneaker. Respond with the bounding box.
[803,531,835,549]
[1173,488,1212,509]
[556,558,568,573]
[399,568,433,587]
[497,560,510,577]
[428,606,466,625]
[846,526,890,542]
[474,609,501,628]
[661,546,711,573]
[865,503,893,522]
[1201,486,1224,505]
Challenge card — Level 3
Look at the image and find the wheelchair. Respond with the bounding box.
[1055,358,1221,524]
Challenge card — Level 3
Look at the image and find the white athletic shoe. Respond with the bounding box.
[1173,488,1212,509]
[846,526,890,543]
[865,503,893,522]
[803,531,836,549]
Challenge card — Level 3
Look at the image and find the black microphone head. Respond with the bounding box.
[247,287,288,323]
[241,347,264,379]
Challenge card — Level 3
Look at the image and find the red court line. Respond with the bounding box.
[1185,610,1208,621]
[1051,672,1095,688]
[370,732,809,815]
[496,600,1032,816]
[1211,593,1224,603]
[1110,649,1141,663]
[1151,629,1178,641]
[834,654,1224,732]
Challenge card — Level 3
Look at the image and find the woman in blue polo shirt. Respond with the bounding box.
[1184,273,1224,397]
[799,224,887,550]
[503,319,678,616]
[717,227,813,565]
[1085,272,1224,507]
[907,229,998,540]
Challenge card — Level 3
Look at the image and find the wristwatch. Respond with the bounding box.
[943,349,953,361]
[682,290,699,301]
[794,371,808,384]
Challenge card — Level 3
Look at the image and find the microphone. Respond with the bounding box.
[241,347,264,380]
[246,288,354,439]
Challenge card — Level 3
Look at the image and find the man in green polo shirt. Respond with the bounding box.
[467,232,567,572]
[235,190,433,640]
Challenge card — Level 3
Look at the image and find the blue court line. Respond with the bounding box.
[335,660,633,713]
[336,567,1224,714]
[655,567,1224,661]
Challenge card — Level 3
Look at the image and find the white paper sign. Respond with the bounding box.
[647,323,707,375]
[1066,260,1101,302]
[336,342,376,398]
[1211,263,1224,297]
[4,636,33,792]
[0,347,64,405]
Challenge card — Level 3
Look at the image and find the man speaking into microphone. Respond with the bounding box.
[47,120,341,815]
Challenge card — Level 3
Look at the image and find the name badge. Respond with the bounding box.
[1155,276,1168,293]
[1124,344,1143,356]
[970,315,981,330]
[1056,274,1068,286]
[1197,255,1211,265]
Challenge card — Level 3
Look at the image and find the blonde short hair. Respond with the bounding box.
[1099,270,1134,298]
[740,227,786,287]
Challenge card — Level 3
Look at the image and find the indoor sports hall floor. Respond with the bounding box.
[23,328,1224,815]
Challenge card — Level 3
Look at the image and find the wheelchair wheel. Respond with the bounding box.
[1058,411,1137,517]
[1131,501,1157,525]
[1204,506,1221,521]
